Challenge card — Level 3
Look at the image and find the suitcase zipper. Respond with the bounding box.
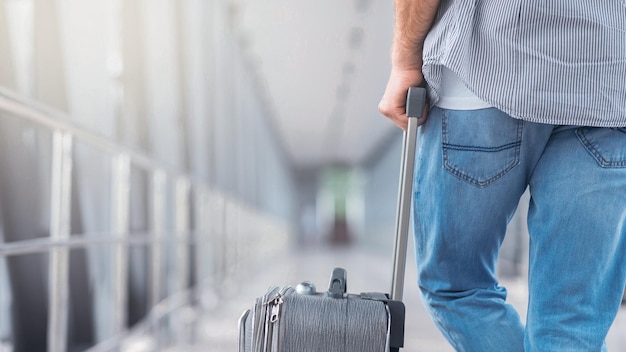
[263,286,294,352]
[252,286,280,352]
[266,291,285,323]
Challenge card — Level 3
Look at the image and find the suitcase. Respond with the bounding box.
[238,87,427,352]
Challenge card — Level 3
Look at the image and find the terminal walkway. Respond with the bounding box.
[0,2,624,350]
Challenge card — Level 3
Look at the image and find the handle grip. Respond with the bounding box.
[406,86,427,119]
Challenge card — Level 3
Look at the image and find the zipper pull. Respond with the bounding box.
[267,294,284,323]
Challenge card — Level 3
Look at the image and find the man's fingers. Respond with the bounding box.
[379,106,409,131]
[378,97,409,130]
[396,114,409,131]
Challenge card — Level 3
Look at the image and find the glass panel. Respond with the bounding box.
[0,256,13,350]
[67,246,115,350]
[127,166,150,327]
[129,166,149,235]
[71,139,112,237]
[4,253,49,351]
[0,112,53,243]
[67,247,96,351]
[127,244,150,328]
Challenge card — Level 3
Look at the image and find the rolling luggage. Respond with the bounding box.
[238,87,427,352]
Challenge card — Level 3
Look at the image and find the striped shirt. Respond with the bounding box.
[422,0,626,127]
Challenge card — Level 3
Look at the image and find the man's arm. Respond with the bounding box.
[379,0,440,130]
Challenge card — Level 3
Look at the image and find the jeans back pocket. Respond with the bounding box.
[576,127,626,168]
[442,108,523,188]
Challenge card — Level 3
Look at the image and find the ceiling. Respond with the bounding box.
[235,0,397,168]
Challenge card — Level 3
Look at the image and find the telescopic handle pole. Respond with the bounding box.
[390,87,427,302]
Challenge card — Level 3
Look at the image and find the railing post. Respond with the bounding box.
[111,154,131,334]
[150,170,166,308]
[175,177,190,293]
[48,131,73,352]
[174,176,191,344]
[193,186,209,301]
[209,191,225,288]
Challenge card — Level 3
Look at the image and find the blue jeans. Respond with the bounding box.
[414,107,626,351]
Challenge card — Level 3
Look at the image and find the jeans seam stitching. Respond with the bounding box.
[444,141,520,153]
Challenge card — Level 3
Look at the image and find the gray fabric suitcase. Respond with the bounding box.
[238,269,406,352]
[238,87,427,352]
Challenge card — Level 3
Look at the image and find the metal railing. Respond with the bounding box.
[0,87,291,351]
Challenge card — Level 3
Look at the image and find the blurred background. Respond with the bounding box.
[0,0,623,351]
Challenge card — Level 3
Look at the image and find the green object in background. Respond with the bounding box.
[322,166,351,219]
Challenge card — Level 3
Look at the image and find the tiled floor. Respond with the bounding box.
[194,244,626,351]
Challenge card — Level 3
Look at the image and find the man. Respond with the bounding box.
[379,1,626,351]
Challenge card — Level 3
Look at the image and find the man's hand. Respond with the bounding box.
[379,68,428,131]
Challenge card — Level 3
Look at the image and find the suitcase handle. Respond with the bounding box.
[327,267,348,298]
[390,87,427,302]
